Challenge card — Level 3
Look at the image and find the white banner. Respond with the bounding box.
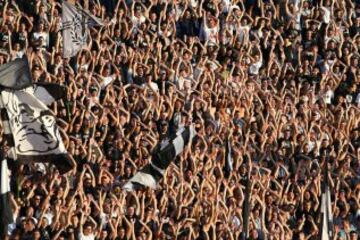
[62,2,103,58]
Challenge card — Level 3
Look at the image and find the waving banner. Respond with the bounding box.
[62,1,103,58]
[123,125,195,191]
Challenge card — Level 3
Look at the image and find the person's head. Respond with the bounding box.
[350,231,358,240]
[135,5,142,17]
[103,66,112,77]
[137,66,144,77]
[303,143,310,153]
[83,222,93,236]
[24,218,36,232]
[304,201,312,211]
[160,120,168,133]
[208,17,217,28]
[150,12,157,22]
[100,229,108,239]
[127,205,135,217]
[33,228,41,240]
[38,22,45,32]
[33,194,42,207]
[351,56,359,67]
[298,232,306,240]
[114,28,121,37]
[250,229,259,239]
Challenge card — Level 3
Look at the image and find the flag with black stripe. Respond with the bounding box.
[123,125,195,191]
[0,158,13,237]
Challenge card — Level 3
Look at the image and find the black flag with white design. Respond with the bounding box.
[123,125,195,191]
[62,1,103,58]
[0,158,13,237]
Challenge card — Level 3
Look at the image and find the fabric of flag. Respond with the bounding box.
[0,85,72,174]
[0,56,32,90]
[123,125,195,191]
[32,83,67,106]
[62,1,103,58]
[320,186,333,240]
[0,158,13,237]
[223,138,233,178]
[320,152,333,240]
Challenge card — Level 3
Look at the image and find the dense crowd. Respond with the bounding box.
[0,0,360,239]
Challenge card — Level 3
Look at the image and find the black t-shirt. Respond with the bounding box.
[133,75,145,85]
[14,31,27,46]
[295,207,317,235]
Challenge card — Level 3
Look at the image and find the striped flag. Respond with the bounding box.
[62,1,103,58]
[0,158,13,237]
[320,151,333,240]
[123,125,195,191]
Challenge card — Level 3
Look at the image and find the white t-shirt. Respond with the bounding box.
[190,0,199,8]
[222,0,231,12]
[249,61,262,75]
[177,76,185,90]
[131,15,145,27]
[79,232,95,240]
[142,82,159,92]
[236,25,250,43]
[32,32,49,47]
[100,75,116,89]
[321,7,330,24]
[323,90,334,104]
[355,93,360,104]
[12,50,25,60]
[202,25,218,43]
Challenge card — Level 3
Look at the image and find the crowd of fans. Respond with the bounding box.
[0,0,360,239]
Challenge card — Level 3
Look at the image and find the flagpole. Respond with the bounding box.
[241,162,251,239]
[325,149,334,239]
[0,96,13,239]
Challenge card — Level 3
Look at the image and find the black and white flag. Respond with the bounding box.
[123,125,195,191]
[320,186,333,240]
[0,56,32,90]
[223,137,233,178]
[0,85,73,174]
[0,56,72,174]
[0,158,13,237]
[62,1,103,58]
[320,152,333,240]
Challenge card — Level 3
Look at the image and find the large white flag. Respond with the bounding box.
[0,85,73,174]
[62,1,103,58]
